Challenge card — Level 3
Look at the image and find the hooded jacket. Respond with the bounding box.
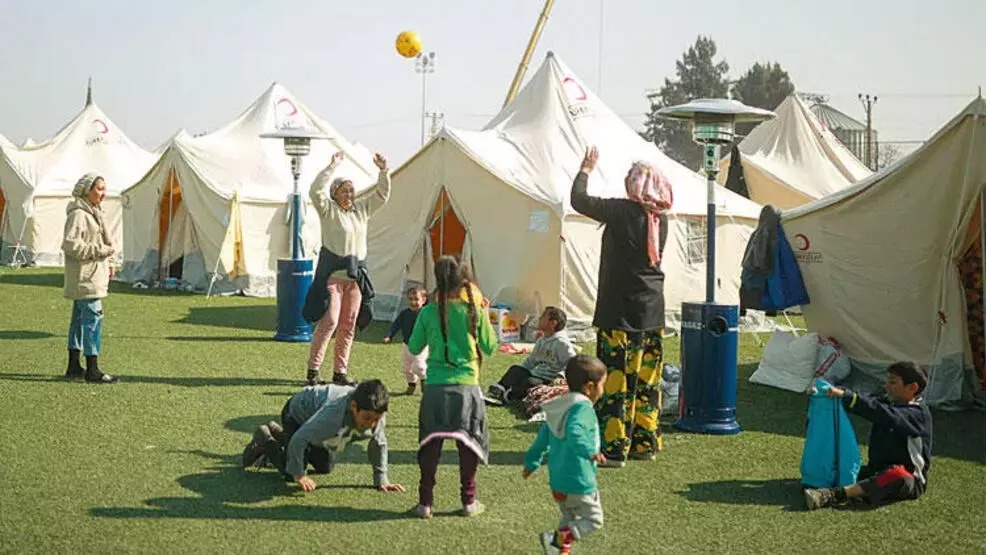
[62,197,113,300]
[524,392,600,495]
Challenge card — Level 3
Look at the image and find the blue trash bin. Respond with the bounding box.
[274,258,314,342]
[675,302,740,435]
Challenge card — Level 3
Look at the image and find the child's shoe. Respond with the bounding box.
[804,487,835,510]
[241,424,274,468]
[405,382,418,395]
[485,384,507,405]
[267,421,284,444]
[459,501,485,517]
[409,504,432,519]
[540,531,561,555]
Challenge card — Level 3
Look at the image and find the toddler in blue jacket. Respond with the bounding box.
[523,355,607,554]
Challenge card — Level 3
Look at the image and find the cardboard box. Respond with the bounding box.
[488,307,521,343]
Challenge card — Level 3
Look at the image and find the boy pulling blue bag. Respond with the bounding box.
[801,378,861,488]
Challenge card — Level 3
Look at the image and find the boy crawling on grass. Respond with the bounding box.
[804,361,932,510]
[242,379,405,494]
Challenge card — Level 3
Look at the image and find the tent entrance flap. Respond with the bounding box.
[959,191,986,390]
[428,187,466,261]
[0,186,6,241]
[159,169,184,280]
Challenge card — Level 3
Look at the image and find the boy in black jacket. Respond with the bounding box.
[805,361,932,509]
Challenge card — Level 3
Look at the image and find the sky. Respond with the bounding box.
[1,0,983,164]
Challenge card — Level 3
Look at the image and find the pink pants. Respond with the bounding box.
[308,277,362,373]
[402,344,428,384]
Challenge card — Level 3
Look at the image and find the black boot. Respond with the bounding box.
[332,372,357,386]
[84,355,118,384]
[305,368,325,386]
[65,349,84,379]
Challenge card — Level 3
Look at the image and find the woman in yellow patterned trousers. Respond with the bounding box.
[570,146,673,466]
[596,330,663,461]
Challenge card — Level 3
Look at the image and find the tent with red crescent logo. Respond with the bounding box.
[718,94,871,210]
[779,96,986,405]
[119,83,377,295]
[0,100,155,266]
[367,52,764,330]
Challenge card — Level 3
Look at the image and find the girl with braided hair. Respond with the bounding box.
[406,255,497,519]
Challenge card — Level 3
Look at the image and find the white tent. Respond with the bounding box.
[0,134,12,254]
[367,52,763,329]
[781,97,986,405]
[120,83,377,295]
[0,101,155,265]
[719,94,871,209]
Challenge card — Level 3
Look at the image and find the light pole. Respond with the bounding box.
[415,52,436,145]
[657,98,775,435]
[260,126,330,342]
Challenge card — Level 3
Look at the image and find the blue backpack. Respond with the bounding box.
[800,379,861,488]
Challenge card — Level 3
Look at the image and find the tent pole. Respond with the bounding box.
[0,200,7,263]
[422,234,428,291]
[167,177,175,281]
[972,188,986,382]
[439,189,446,256]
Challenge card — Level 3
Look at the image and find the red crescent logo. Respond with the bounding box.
[562,77,587,101]
[276,98,298,116]
[92,119,109,134]
[794,233,810,251]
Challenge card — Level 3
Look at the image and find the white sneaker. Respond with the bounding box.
[540,531,561,555]
[485,384,507,405]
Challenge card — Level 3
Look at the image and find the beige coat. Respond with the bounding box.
[62,197,114,300]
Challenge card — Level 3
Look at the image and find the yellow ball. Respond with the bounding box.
[396,30,423,59]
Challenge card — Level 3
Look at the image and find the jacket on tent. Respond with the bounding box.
[740,206,810,311]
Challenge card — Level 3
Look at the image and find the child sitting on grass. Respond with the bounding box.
[523,354,608,554]
[487,306,577,405]
[804,361,932,510]
[383,286,429,395]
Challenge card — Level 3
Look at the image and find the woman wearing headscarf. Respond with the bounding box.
[305,150,390,386]
[570,146,673,467]
[62,173,117,383]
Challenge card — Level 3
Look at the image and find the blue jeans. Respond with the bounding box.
[68,299,103,356]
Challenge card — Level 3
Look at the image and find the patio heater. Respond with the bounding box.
[260,126,330,342]
[657,99,775,434]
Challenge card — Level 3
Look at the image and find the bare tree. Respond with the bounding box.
[875,143,902,170]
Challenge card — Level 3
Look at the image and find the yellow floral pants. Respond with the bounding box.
[595,329,663,461]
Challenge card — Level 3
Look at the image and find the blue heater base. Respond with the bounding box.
[274,258,314,342]
[674,301,741,435]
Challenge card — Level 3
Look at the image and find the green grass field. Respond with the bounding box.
[1,268,984,554]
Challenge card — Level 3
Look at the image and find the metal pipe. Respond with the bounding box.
[706,171,716,303]
[420,71,427,145]
[291,157,302,260]
[503,0,555,107]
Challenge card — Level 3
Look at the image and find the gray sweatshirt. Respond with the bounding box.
[522,332,579,381]
[285,385,389,486]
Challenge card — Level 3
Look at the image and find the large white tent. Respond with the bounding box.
[719,94,871,209]
[119,83,377,295]
[781,97,986,405]
[0,100,155,265]
[367,52,763,329]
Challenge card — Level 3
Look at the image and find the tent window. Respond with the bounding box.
[685,217,706,266]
